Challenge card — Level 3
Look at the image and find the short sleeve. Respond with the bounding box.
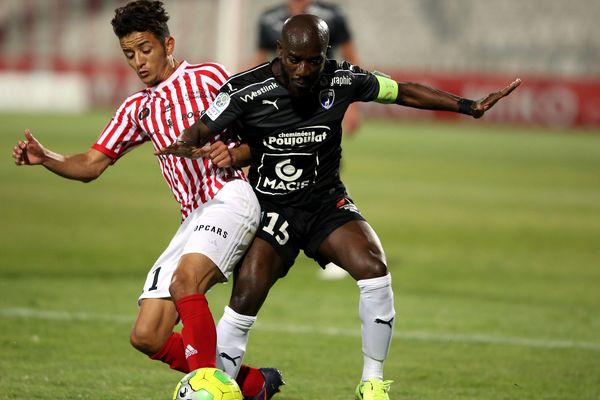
[346,64,380,103]
[200,84,244,134]
[93,100,148,159]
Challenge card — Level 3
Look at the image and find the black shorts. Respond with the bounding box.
[255,193,365,274]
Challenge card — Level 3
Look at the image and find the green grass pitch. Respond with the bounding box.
[1,112,599,399]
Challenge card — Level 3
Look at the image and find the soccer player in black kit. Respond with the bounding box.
[158,14,520,400]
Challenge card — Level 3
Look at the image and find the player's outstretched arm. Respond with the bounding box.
[469,79,521,118]
[12,129,112,182]
[394,78,521,119]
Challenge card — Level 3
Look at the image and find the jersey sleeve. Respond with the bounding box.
[345,63,380,103]
[92,99,148,160]
[200,83,245,135]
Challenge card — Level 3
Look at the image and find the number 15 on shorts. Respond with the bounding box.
[261,211,289,245]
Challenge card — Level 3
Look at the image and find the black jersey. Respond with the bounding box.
[200,59,380,209]
[257,2,352,56]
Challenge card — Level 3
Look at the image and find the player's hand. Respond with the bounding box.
[472,78,521,119]
[154,140,209,159]
[13,129,46,165]
[205,141,234,168]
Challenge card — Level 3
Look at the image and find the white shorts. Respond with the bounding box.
[139,179,260,302]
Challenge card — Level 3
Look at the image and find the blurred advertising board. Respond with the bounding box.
[363,71,600,128]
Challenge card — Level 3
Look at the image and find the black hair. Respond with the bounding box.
[111,0,170,41]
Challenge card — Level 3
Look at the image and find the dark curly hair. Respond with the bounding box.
[111,0,170,41]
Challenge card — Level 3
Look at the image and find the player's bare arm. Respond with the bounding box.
[469,78,521,118]
[154,119,215,158]
[13,129,112,182]
[229,143,252,168]
[205,142,252,169]
[377,76,521,119]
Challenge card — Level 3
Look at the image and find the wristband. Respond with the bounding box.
[458,98,475,115]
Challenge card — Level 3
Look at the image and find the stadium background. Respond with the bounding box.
[1,1,599,400]
[1,0,600,127]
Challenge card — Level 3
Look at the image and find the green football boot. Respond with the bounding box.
[355,378,393,400]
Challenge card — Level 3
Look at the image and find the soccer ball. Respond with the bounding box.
[173,368,243,400]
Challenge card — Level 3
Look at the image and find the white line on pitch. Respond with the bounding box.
[2,307,599,351]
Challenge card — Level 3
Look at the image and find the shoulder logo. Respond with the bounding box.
[319,89,335,110]
[214,92,230,108]
[205,92,230,121]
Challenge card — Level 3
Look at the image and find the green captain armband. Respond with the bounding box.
[373,72,398,104]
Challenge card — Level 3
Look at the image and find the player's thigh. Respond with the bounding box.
[318,220,388,280]
[183,180,260,281]
[253,200,301,274]
[139,180,259,302]
[171,252,224,296]
[131,298,179,353]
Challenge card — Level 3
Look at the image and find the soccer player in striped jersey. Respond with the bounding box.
[12,1,282,399]
[158,14,520,400]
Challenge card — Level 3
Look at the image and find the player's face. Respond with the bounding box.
[278,42,326,97]
[119,31,174,86]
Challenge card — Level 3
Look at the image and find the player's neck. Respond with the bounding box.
[155,59,181,86]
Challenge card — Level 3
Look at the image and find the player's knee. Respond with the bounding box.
[229,271,274,315]
[168,276,183,301]
[369,259,389,278]
[130,326,162,355]
[352,251,388,280]
[168,266,197,300]
[229,288,263,316]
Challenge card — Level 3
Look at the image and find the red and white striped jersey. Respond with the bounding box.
[93,61,245,221]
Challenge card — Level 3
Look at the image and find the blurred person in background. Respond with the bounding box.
[157,14,520,400]
[255,0,358,65]
[256,0,362,280]
[11,1,283,399]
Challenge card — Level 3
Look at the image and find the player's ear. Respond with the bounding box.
[276,40,283,58]
[165,36,175,56]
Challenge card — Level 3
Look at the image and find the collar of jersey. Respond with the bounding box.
[145,60,189,94]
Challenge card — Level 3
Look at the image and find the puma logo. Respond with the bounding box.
[219,352,241,366]
[374,317,394,328]
[262,98,279,110]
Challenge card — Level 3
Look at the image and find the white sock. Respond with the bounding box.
[362,354,384,381]
[216,306,256,378]
[357,273,395,381]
